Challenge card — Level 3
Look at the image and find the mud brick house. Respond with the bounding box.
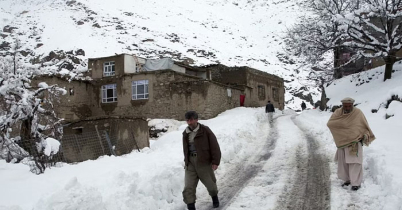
[31,54,284,161]
[203,64,285,110]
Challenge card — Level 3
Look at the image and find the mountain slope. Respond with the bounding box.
[0,0,318,109]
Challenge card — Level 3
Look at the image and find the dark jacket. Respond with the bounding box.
[301,102,306,109]
[265,103,275,113]
[183,124,221,167]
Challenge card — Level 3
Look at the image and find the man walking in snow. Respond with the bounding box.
[327,97,376,191]
[265,100,275,123]
[182,111,221,210]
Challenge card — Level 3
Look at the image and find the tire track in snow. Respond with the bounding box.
[196,116,280,210]
[275,115,331,210]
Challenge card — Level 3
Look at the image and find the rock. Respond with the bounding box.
[20,50,30,57]
[0,41,11,50]
[75,49,85,56]
[3,25,18,33]
[92,23,101,28]
[70,56,81,64]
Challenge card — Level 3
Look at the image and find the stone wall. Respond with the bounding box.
[203,81,242,119]
[207,64,247,86]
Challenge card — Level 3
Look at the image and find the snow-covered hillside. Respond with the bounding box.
[0,0,320,109]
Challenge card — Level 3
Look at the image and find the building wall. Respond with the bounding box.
[208,65,247,85]
[203,82,242,119]
[88,54,125,79]
[206,65,285,109]
[90,70,203,118]
[87,70,244,120]
[62,118,148,162]
[30,76,94,121]
[245,69,285,109]
[171,64,186,73]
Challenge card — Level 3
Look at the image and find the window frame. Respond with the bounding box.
[257,85,265,100]
[102,84,117,103]
[103,61,115,77]
[132,80,149,100]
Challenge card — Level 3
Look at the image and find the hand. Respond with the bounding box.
[212,164,218,171]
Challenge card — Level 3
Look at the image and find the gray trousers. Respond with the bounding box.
[267,112,274,123]
[183,155,218,204]
[335,143,363,186]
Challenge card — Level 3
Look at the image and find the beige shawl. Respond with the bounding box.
[327,107,376,148]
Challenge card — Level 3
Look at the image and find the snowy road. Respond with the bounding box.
[197,116,279,210]
[275,115,331,210]
[198,114,331,210]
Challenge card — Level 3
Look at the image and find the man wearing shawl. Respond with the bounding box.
[327,97,376,191]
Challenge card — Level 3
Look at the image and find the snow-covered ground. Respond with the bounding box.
[0,62,401,209]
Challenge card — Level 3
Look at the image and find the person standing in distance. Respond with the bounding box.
[182,111,221,210]
[265,100,275,123]
[301,101,307,111]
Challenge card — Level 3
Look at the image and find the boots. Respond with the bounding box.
[187,203,196,210]
[212,195,219,208]
[351,186,361,191]
[342,181,351,187]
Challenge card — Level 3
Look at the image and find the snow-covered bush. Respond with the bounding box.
[0,56,66,173]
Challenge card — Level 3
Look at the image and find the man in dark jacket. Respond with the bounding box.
[182,111,221,210]
[301,101,307,111]
[265,101,275,123]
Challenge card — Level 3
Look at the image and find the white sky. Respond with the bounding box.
[0,62,401,209]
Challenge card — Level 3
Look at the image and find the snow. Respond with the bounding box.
[43,138,61,156]
[1,62,402,209]
[37,82,48,89]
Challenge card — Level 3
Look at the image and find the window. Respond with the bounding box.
[258,85,265,100]
[272,87,279,102]
[340,53,351,65]
[102,84,117,103]
[103,61,115,76]
[132,80,149,100]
